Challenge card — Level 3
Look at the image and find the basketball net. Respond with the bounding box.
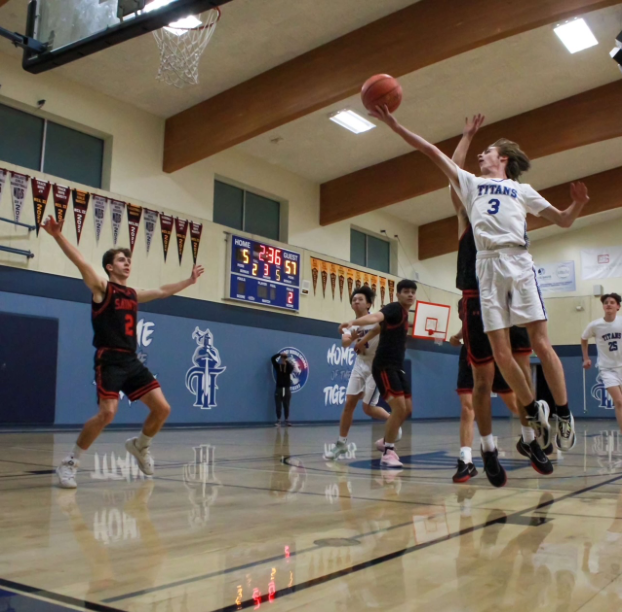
[152,8,220,88]
[427,329,445,346]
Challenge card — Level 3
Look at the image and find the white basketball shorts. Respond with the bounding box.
[476,248,547,333]
[346,364,380,406]
[600,367,622,390]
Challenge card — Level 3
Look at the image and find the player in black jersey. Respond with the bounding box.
[42,216,204,489]
[449,117,553,487]
[339,279,417,468]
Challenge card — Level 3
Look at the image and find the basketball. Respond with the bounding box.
[361,74,403,113]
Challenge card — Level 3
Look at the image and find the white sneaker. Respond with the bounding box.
[56,458,79,489]
[527,400,550,440]
[324,440,348,460]
[556,412,576,452]
[125,438,155,476]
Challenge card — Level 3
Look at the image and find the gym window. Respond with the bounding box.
[213,180,281,241]
[0,102,104,189]
[350,228,391,274]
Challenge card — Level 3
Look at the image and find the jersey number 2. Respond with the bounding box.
[125,314,134,337]
[609,340,618,352]
[487,198,501,215]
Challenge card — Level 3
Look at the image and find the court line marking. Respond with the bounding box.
[102,471,622,606]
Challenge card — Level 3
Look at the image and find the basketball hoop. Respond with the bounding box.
[152,8,220,88]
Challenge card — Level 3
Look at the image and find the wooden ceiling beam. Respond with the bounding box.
[418,165,622,260]
[321,81,622,225]
[163,0,620,172]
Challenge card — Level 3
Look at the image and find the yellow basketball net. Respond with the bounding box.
[152,8,220,88]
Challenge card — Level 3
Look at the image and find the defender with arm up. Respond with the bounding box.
[42,215,204,489]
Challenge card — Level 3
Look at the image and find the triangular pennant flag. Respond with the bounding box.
[126,203,143,253]
[30,178,51,235]
[10,171,28,223]
[143,208,158,254]
[52,185,70,227]
[110,199,125,246]
[92,195,108,243]
[72,189,90,244]
[189,221,202,264]
[159,213,173,262]
[175,217,188,265]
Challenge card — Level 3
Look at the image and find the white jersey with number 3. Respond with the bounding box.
[455,168,551,252]
[582,317,622,370]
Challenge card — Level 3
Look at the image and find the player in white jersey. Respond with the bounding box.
[582,293,622,429]
[370,104,589,462]
[325,286,399,460]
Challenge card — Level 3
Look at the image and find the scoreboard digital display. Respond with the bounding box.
[227,234,301,311]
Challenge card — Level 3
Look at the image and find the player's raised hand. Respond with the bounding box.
[463,114,485,138]
[369,104,398,129]
[583,358,592,370]
[190,265,205,283]
[338,321,354,334]
[42,215,63,238]
[570,182,589,206]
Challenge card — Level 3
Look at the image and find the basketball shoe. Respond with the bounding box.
[56,457,79,489]
[374,427,403,452]
[527,400,550,440]
[380,448,402,468]
[453,459,478,483]
[480,448,507,488]
[516,438,554,475]
[555,413,576,452]
[324,441,347,460]
[125,437,155,476]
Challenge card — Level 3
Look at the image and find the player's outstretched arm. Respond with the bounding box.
[580,337,592,369]
[339,312,384,334]
[539,182,589,229]
[137,265,205,303]
[42,216,106,298]
[370,104,460,191]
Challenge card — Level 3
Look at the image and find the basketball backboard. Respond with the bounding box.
[412,301,451,342]
[17,0,232,73]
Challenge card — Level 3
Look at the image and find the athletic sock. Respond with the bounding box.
[136,432,153,450]
[556,403,570,418]
[460,446,472,464]
[338,436,347,444]
[480,434,495,453]
[70,445,83,460]
[384,442,395,454]
[523,400,539,418]
[521,426,536,443]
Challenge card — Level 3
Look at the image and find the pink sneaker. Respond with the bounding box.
[380,449,403,468]
[375,437,385,452]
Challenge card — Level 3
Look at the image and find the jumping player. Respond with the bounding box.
[448,116,552,486]
[582,293,622,430]
[371,105,587,479]
[325,287,400,460]
[339,280,417,468]
[42,215,204,489]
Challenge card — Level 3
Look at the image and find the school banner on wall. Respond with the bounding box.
[110,199,126,246]
[175,217,188,264]
[53,185,70,226]
[160,213,173,262]
[581,247,622,280]
[535,260,576,294]
[329,263,337,299]
[143,208,158,254]
[380,277,387,305]
[127,203,143,253]
[310,258,319,295]
[10,171,28,222]
[72,189,90,244]
[92,195,107,243]
[320,259,329,298]
[337,266,346,301]
[189,221,202,264]
[30,178,51,235]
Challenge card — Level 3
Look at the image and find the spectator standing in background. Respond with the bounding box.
[272,352,294,427]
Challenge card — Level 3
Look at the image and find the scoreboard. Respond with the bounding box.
[226,234,301,311]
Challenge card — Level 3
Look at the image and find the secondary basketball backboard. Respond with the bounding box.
[413,301,451,342]
[17,0,232,73]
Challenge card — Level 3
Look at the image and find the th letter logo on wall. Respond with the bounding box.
[186,327,226,409]
[591,373,614,410]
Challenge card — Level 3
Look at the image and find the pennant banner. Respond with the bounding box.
[126,203,143,253]
[30,178,51,235]
[175,217,188,265]
[371,275,379,297]
[189,221,203,264]
[72,189,90,244]
[53,185,70,227]
[354,269,363,290]
[310,258,319,295]
[329,263,337,300]
[92,195,108,244]
[160,213,174,262]
[110,199,125,246]
[143,208,158,254]
[320,259,329,298]
[379,277,387,306]
[10,171,28,223]
[337,266,346,301]
[0,168,7,209]
[388,279,395,303]
[346,268,355,298]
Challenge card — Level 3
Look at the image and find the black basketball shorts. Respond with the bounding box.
[95,348,160,402]
[461,290,532,366]
[372,364,411,400]
[456,343,512,395]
